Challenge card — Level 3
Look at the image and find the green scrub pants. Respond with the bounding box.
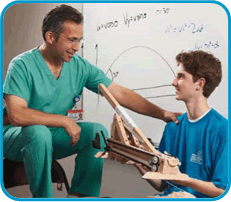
[3,122,108,198]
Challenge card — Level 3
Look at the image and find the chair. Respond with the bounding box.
[3,158,70,193]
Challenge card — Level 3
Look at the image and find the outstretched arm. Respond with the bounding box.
[136,163,224,197]
[107,82,181,124]
[171,177,225,198]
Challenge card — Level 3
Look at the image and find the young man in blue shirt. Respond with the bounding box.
[136,50,228,198]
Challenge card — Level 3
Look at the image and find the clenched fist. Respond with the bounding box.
[63,117,81,146]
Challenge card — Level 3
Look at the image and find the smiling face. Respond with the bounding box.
[52,21,83,62]
[172,63,201,102]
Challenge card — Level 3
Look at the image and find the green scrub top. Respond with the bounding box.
[3,48,112,116]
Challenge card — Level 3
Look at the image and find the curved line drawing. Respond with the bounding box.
[106,46,176,80]
[107,69,114,81]
[96,45,176,100]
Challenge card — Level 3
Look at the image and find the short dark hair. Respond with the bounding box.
[42,4,83,41]
[176,50,222,98]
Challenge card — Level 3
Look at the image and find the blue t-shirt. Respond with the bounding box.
[158,109,228,198]
[3,48,112,116]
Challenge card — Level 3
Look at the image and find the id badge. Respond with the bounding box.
[67,110,84,122]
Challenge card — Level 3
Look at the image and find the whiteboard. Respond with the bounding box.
[82,3,228,143]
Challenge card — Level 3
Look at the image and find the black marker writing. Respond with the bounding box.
[123,12,147,28]
[112,71,119,79]
[155,8,170,15]
[194,41,219,50]
[165,23,203,34]
[97,20,119,32]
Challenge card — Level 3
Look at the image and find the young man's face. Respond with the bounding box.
[54,21,83,62]
[172,63,199,102]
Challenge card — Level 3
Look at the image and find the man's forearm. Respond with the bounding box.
[8,107,68,128]
[182,178,225,198]
[108,83,165,120]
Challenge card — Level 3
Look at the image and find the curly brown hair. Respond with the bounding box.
[176,50,222,98]
[42,4,83,41]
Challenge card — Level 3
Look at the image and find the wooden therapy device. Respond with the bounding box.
[95,84,189,180]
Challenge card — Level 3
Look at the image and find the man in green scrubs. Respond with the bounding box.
[3,4,180,198]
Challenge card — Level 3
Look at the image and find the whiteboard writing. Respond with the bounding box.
[155,7,171,15]
[97,20,119,31]
[96,7,172,31]
[123,12,147,28]
[165,23,204,34]
[194,41,220,50]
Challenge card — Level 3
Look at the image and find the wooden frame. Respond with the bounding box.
[96,84,189,180]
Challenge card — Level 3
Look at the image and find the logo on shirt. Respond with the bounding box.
[190,150,203,165]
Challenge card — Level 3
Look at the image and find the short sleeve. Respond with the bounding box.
[85,63,112,93]
[211,123,228,190]
[158,121,177,154]
[158,128,167,154]
[3,60,31,103]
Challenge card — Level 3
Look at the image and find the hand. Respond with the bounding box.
[64,117,81,146]
[163,111,182,124]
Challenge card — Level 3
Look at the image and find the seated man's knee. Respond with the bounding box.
[21,125,52,145]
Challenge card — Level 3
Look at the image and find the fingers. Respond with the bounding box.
[164,111,182,124]
[66,121,81,147]
[172,115,179,124]
[70,127,81,146]
[172,112,183,124]
[175,112,183,116]
[168,112,179,124]
[64,117,80,146]
[70,133,80,147]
